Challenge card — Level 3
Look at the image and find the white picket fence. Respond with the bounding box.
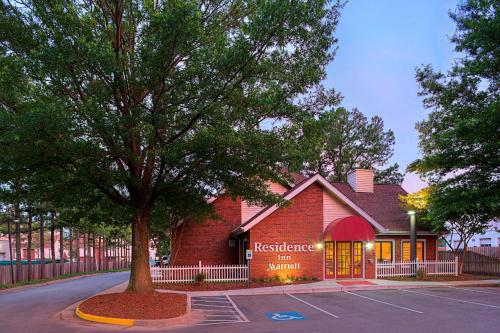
[150,261,249,283]
[376,258,458,278]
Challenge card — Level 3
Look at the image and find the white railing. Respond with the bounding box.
[376,258,458,278]
[150,261,249,283]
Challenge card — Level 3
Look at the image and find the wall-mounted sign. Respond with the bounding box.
[245,249,253,260]
[254,242,315,253]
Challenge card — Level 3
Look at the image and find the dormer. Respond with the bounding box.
[347,169,374,193]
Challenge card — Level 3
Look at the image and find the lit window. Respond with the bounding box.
[402,241,424,261]
[375,241,393,262]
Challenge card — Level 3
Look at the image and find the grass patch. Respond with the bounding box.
[0,268,129,290]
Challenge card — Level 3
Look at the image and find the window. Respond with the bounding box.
[402,241,424,261]
[479,238,491,247]
[375,241,393,262]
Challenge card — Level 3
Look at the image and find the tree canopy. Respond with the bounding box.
[292,100,397,182]
[410,0,499,224]
[0,0,342,292]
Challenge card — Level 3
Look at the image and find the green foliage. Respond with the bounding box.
[294,104,395,182]
[0,1,342,290]
[374,163,404,185]
[194,272,206,284]
[411,0,499,227]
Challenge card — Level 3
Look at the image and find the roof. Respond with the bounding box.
[232,174,436,236]
[233,174,388,235]
[330,183,413,232]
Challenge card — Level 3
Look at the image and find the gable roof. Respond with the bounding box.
[330,183,412,232]
[232,174,388,235]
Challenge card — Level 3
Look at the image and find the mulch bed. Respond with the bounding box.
[79,292,187,320]
[154,280,314,291]
[384,273,499,282]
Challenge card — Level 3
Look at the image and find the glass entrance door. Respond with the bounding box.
[336,242,351,278]
[353,241,363,278]
[325,242,334,278]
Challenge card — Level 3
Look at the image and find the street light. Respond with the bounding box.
[408,210,417,261]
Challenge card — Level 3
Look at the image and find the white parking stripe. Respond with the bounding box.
[448,287,500,295]
[193,299,229,304]
[345,291,423,314]
[287,293,340,318]
[192,303,234,308]
[226,295,250,322]
[402,289,500,309]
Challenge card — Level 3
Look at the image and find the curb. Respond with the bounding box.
[75,305,134,326]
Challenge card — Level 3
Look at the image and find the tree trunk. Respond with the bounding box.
[50,223,56,277]
[39,215,45,279]
[92,233,97,271]
[83,233,87,272]
[69,229,73,274]
[459,243,468,275]
[127,210,153,293]
[59,226,64,275]
[7,217,15,284]
[76,231,80,273]
[98,236,102,271]
[27,211,33,281]
[14,205,22,283]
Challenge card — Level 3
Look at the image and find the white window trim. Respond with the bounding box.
[375,239,396,263]
[401,239,427,261]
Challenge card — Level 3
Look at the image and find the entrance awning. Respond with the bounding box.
[324,216,375,242]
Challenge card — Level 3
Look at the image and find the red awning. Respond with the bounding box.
[324,216,375,241]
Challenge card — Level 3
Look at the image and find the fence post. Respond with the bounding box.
[198,260,202,275]
[375,261,378,279]
[454,256,458,276]
[415,258,419,277]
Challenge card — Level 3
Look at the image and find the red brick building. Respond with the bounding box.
[171,169,438,280]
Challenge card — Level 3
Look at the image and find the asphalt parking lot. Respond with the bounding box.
[172,287,500,333]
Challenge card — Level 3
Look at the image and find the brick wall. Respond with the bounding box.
[249,183,324,280]
[170,195,241,265]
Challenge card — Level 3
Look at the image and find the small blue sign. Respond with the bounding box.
[266,312,307,321]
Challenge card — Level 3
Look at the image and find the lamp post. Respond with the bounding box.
[408,211,416,262]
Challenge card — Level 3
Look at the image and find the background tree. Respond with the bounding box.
[294,103,396,182]
[374,163,404,185]
[0,1,341,292]
[410,0,499,228]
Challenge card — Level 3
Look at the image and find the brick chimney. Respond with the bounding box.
[347,169,374,193]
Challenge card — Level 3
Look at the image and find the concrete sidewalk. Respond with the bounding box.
[156,278,500,297]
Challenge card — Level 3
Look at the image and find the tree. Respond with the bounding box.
[296,105,395,182]
[0,0,341,292]
[410,0,499,224]
[374,163,404,185]
[400,186,486,274]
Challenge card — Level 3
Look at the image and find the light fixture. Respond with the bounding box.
[407,210,416,216]
[365,242,374,250]
[315,242,324,250]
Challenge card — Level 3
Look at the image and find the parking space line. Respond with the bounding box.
[226,295,250,322]
[448,287,500,295]
[402,289,500,309]
[192,303,234,308]
[195,299,233,304]
[286,293,340,318]
[345,291,423,314]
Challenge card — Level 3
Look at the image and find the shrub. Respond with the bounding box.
[311,276,318,281]
[194,272,206,283]
[416,269,426,280]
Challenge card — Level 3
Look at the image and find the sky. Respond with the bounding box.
[323,0,459,192]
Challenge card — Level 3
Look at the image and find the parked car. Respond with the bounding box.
[153,255,170,267]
